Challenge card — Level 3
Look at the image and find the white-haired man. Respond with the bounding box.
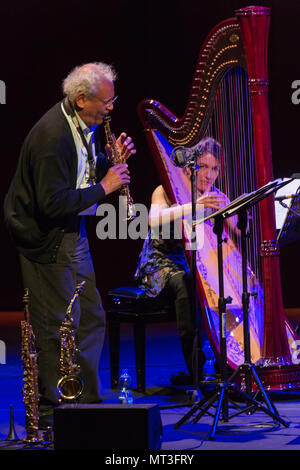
[4,62,135,429]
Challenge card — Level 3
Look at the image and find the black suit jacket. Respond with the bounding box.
[4,101,109,263]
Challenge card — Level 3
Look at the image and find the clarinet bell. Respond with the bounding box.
[5,404,20,441]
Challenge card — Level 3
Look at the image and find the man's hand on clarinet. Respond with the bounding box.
[116,132,136,160]
[105,132,136,162]
[100,164,130,195]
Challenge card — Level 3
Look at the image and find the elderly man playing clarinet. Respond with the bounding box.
[4,62,136,429]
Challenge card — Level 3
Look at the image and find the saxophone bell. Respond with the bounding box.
[57,281,85,403]
[57,375,83,402]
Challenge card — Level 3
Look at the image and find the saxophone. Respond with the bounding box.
[104,116,135,220]
[57,281,85,402]
[21,289,41,444]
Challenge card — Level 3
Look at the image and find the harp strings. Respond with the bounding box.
[205,67,262,295]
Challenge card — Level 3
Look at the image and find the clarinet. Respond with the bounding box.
[104,116,135,220]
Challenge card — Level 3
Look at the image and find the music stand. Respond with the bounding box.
[174,178,291,439]
[277,194,300,247]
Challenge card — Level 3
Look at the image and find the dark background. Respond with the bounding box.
[1,0,299,311]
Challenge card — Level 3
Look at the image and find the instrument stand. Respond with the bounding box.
[174,179,291,439]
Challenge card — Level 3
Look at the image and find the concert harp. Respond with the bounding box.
[137,5,300,390]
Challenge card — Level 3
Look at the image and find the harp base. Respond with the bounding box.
[237,363,300,392]
[174,360,290,440]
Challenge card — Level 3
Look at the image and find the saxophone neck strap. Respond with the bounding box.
[63,98,96,184]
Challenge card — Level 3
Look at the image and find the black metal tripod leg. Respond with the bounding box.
[174,392,218,429]
[231,363,282,418]
[207,386,226,440]
[250,366,286,421]
[191,391,221,424]
[232,387,289,427]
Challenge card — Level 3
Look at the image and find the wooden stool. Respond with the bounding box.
[107,286,174,393]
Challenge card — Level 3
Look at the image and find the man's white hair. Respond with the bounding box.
[62,62,117,103]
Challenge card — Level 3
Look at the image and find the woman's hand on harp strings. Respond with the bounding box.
[100,163,130,195]
[197,191,240,235]
[197,191,229,210]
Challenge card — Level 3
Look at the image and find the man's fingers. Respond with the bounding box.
[111,164,130,183]
[117,133,136,159]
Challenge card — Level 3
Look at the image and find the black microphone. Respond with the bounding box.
[274,194,300,201]
[170,146,202,168]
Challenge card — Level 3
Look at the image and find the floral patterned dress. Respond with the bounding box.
[134,225,189,297]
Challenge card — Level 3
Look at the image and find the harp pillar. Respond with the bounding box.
[237,6,291,364]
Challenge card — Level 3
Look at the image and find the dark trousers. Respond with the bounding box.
[20,229,106,412]
[161,271,205,377]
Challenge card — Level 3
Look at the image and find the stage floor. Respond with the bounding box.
[1,312,300,455]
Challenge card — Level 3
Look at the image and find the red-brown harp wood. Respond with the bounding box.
[137,6,300,390]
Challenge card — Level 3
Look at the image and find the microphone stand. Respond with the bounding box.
[160,158,206,410]
[189,160,202,401]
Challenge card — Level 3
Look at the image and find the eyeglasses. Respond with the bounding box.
[95,95,118,107]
